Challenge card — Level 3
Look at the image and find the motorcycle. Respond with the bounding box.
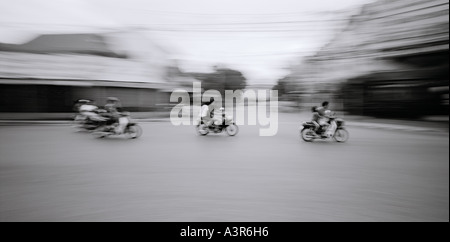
[196,107,239,136]
[91,112,143,139]
[300,116,349,142]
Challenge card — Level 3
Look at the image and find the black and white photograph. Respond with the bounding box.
[0,0,448,225]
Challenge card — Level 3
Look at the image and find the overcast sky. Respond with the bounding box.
[0,0,375,85]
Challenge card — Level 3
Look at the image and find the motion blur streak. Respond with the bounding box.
[0,0,448,221]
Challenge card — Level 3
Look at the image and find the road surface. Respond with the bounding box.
[0,115,448,222]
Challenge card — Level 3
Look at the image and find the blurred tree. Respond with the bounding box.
[191,66,247,104]
[272,77,289,98]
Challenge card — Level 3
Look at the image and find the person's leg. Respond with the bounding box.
[116,117,129,134]
[213,116,222,126]
[207,119,215,127]
[318,119,328,136]
[313,121,320,132]
[203,116,212,127]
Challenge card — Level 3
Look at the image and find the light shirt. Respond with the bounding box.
[200,105,209,118]
[79,104,97,112]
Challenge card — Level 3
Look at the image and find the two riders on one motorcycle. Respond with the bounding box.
[199,98,223,130]
[301,101,348,142]
[196,97,238,136]
[311,101,337,138]
[75,97,128,134]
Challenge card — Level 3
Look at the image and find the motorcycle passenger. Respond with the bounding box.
[78,99,102,121]
[209,102,224,128]
[74,99,87,112]
[311,106,321,135]
[209,100,225,129]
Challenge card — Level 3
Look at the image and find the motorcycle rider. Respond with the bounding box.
[200,98,217,128]
[318,101,337,138]
[103,97,128,134]
[316,101,337,138]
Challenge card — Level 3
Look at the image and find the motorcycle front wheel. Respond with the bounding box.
[126,125,143,139]
[225,124,239,136]
[301,128,316,142]
[334,128,349,142]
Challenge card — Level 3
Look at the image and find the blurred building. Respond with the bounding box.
[0,31,172,118]
[287,0,448,117]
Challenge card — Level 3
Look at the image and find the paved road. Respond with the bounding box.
[0,117,448,221]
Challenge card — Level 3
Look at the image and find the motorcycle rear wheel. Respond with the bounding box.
[301,128,316,142]
[72,115,85,131]
[197,124,209,136]
[92,131,108,139]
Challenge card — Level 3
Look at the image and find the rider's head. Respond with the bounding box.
[107,97,120,105]
[78,99,91,104]
[209,97,215,105]
[322,101,329,109]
